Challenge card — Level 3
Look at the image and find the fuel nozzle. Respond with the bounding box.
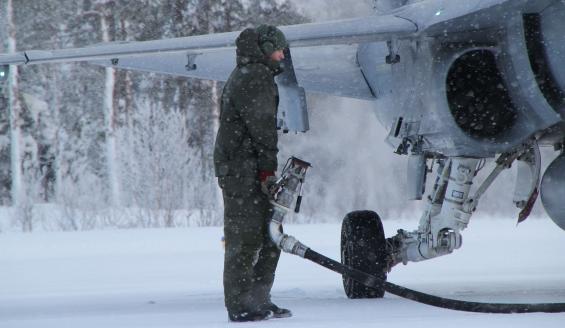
[270,157,311,213]
[268,157,312,256]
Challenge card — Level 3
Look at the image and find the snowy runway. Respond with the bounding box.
[1,218,564,327]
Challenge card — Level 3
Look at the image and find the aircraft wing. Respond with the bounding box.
[89,44,377,100]
[0,14,416,132]
[0,15,416,66]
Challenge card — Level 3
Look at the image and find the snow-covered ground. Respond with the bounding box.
[1,217,564,327]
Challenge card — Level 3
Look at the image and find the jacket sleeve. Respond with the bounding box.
[239,69,279,172]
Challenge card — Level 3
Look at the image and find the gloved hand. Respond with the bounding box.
[259,171,277,196]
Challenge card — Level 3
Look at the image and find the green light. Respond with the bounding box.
[0,71,4,78]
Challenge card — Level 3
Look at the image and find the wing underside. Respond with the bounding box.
[92,44,375,100]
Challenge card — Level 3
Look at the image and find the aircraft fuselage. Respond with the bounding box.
[360,0,565,158]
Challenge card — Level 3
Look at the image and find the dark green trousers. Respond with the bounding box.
[219,176,281,314]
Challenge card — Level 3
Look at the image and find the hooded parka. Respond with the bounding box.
[214,27,282,179]
[213,26,286,318]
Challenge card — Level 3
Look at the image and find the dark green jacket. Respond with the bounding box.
[214,28,281,178]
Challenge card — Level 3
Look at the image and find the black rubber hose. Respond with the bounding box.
[303,248,565,313]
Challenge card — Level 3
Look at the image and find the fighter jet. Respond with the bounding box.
[1,0,564,299]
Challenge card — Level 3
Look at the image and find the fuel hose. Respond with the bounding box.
[302,248,565,313]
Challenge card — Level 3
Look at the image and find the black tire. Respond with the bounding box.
[341,210,387,299]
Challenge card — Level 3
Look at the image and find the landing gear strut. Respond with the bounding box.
[383,146,537,268]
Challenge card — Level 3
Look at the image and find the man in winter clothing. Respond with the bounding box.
[213,25,291,322]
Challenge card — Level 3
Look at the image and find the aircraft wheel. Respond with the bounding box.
[341,210,387,299]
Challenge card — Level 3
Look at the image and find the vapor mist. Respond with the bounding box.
[279,95,420,223]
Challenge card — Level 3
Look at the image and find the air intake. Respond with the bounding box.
[446,50,517,139]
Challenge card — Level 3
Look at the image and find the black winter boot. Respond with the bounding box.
[228,310,273,322]
[264,303,292,318]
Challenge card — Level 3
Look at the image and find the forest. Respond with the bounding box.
[0,0,309,231]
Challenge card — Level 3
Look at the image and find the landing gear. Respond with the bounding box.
[340,211,387,298]
[380,148,536,269]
